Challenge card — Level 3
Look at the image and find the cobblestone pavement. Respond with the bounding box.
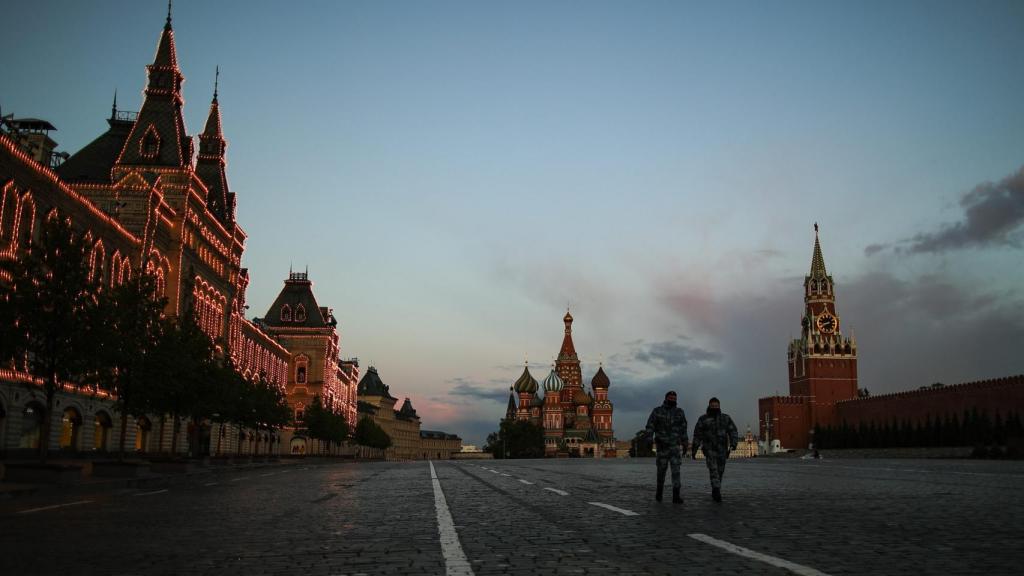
[1,458,1022,575]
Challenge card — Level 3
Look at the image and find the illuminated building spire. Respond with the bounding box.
[115,6,190,169]
[197,66,233,224]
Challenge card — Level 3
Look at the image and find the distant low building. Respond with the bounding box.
[420,430,462,460]
[357,366,460,460]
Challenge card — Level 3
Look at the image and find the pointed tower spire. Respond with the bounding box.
[115,7,190,169]
[166,0,173,30]
[810,222,827,278]
[111,89,118,120]
[505,387,518,420]
[196,66,233,224]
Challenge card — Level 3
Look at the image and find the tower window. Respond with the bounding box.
[295,304,306,322]
[140,125,161,158]
[280,304,291,322]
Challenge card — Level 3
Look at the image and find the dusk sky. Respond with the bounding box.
[3,0,1022,445]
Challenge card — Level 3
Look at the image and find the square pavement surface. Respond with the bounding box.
[2,458,1022,575]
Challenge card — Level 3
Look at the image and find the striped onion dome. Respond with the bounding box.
[513,365,539,394]
[542,369,564,392]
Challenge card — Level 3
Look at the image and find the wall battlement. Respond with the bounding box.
[837,375,1024,406]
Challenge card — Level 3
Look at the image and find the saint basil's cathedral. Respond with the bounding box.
[505,312,616,457]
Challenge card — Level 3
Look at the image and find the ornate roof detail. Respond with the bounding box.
[591,366,610,389]
[397,397,419,421]
[543,369,564,392]
[115,10,191,170]
[196,67,233,225]
[357,366,395,400]
[809,223,828,279]
[558,309,578,360]
[262,271,333,328]
[505,388,517,419]
[513,364,539,394]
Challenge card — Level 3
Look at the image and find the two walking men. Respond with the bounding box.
[645,392,738,503]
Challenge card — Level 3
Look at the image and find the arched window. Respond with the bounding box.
[140,125,161,158]
[18,194,35,250]
[281,304,292,322]
[94,411,113,451]
[295,304,306,323]
[89,241,105,284]
[0,184,18,247]
[154,267,166,297]
[296,356,308,384]
[19,402,45,450]
[295,404,305,423]
[135,416,152,452]
[60,407,83,450]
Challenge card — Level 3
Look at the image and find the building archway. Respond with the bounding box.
[93,411,113,451]
[290,436,307,455]
[0,399,6,454]
[135,416,152,452]
[19,402,45,450]
[59,407,83,450]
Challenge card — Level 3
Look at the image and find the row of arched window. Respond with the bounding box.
[2,183,158,294]
[192,278,226,341]
[807,279,832,294]
[279,303,307,323]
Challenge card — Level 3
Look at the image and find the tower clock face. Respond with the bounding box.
[816,312,839,334]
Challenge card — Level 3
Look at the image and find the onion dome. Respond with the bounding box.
[591,366,610,390]
[543,369,564,392]
[513,365,539,394]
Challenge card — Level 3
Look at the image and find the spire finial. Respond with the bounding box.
[111,88,118,120]
[814,222,819,235]
[213,65,219,102]
[166,0,173,29]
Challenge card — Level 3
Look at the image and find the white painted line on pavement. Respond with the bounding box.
[428,461,475,576]
[500,473,511,477]
[204,482,218,486]
[544,487,569,496]
[17,500,94,514]
[260,472,275,477]
[230,476,250,482]
[489,469,500,474]
[588,502,639,516]
[518,479,534,485]
[133,489,168,497]
[688,533,832,576]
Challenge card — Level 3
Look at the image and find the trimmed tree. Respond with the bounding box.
[0,217,102,461]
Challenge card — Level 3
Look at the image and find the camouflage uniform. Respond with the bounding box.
[645,403,688,490]
[692,412,739,489]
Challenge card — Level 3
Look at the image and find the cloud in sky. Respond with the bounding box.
[868,164,1024,256]
[628,337,722,368]
[446,378,511,404]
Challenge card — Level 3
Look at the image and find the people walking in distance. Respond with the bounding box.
[644,391,688,504]
[691,397,738,503]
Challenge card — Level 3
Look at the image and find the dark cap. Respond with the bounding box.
[665,391,677,398]
[708,397,720,404]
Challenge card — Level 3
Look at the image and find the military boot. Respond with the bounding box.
[655,482,664,502]
[672,487,683,504]
[712,487,722,502]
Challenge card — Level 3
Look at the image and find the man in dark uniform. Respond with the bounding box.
[644,391,688,504]
[692,397,738,502]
